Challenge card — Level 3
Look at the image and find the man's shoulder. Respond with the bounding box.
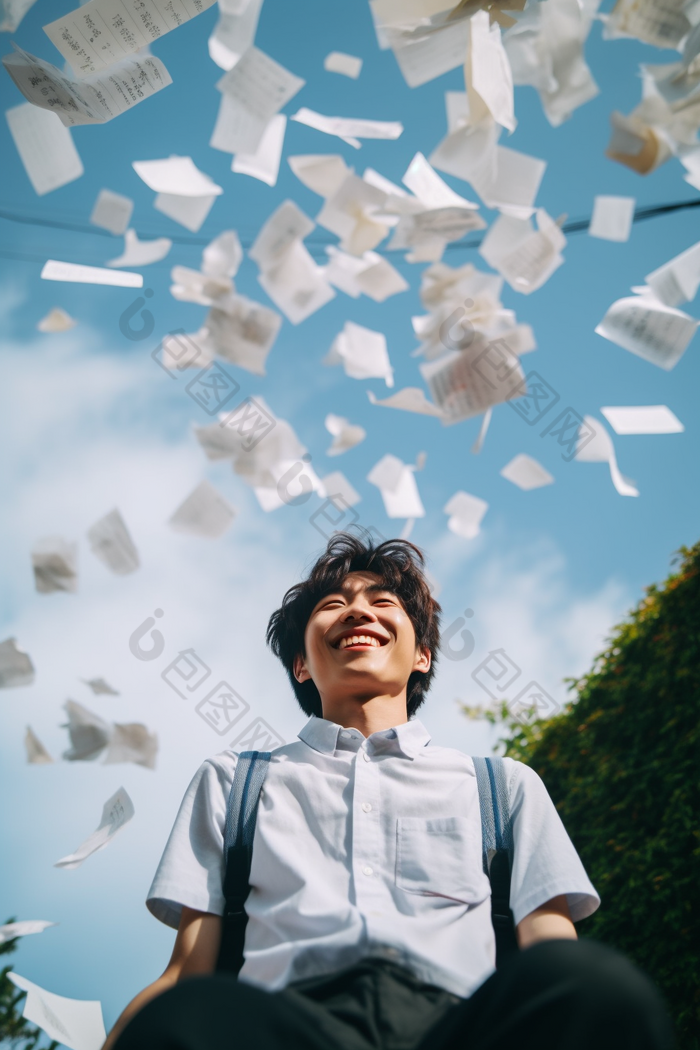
[421,746,534,787]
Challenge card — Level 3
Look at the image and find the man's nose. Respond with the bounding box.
[341,602,377,622]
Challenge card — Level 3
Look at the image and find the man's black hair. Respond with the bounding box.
[266,532,441,717]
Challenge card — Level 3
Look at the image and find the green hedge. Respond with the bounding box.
[490,543,700,1047]
[0,920,58,1050]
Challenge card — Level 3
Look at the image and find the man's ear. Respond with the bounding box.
[413,646,431,674]
[293,653,311,683]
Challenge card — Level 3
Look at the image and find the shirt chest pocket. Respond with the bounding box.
[395,816,490,905]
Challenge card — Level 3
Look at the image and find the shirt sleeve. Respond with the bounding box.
[146,752,236,929]
[506,759,601,926]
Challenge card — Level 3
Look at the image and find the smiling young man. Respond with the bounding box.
[110,534,674,1050]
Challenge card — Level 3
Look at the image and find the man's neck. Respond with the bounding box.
[320,693,409,738]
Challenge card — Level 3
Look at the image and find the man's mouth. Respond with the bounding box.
[336,635,384,650]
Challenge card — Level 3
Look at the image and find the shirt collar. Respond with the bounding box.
[298,717,431,759]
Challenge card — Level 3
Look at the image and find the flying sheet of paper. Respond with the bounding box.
[158,319,207,363]
[444,490,489,539]
[90,189,133,235]
[206,295,282,374]
[503,0,599,126]
[37,307,77,332]
[1,0,38,31]
[0,921,56,944]
[41,261,142,288]
[203,229,242,277]
[316,173,390,255]
[3,47,171,127]
[168,480,237,538]
[107,229,172,268]
[605,110,670,176]
[323,246,407,302]
[184,240,237,287]
[8,973,105,1050]
[325,413,366,456]
[480,209,566,294]
[319,471,361,507]
[388,195,486,258]
[156,193,218,231]
[104,723,158,769]
[132,158,221,232]
[31,536,78,593]
[478,144,547,219]
[367,387,443,417]
[208,0,263,70]
[0,637,35,688]
[420,338,526,424]
[86,508,140,575]
[253,456,325,512]
[232,113,286,186]
[82,677,120,695]
[287,153,351,197]
[468,10,516,132]
[588,195,635,242]
[356,255,408,302]
[248,199,332,323]
[402,151,479,211]
[215,46,304,154]
[575,415,639,496]
[6,103,83,196]
[377,13,470,88]
[327,322,394,386]
[500,453,554,490]
[429,111,499,192]
[62,700,112,761]
[324,51,363,78]
[600,405,684,434]
[595,290,698,369]
[323,246,368,298]
[133,155,222,197]
[54,787,134,869]
[290,107,403,149]
[43,0,216,76]
[367,454,425,519]
[603,0,689,48]
[249,198,315,271]
[170,265,233,306]
[25,727,54,764]
[200,398,311,493]
[645,238,700,307]
[258,239,336,324]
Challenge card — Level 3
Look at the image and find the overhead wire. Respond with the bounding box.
[0,195,698,264]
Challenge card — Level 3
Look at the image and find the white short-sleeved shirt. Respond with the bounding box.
[147,717,599,999]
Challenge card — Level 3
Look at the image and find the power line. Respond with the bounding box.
[0,196,698,265]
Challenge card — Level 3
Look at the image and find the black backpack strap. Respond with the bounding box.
[215,750,271,976]
[472,756,519,968]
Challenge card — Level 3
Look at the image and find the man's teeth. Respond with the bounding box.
[338,635,381,649]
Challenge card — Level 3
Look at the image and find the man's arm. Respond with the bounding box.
[102,907,222,1050]
[516,894,577,949]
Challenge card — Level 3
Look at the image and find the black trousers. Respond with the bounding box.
[115,940,675,1050]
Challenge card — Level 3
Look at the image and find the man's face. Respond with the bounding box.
[293,571,431,709]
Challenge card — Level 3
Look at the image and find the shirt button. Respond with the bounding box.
[361,802,372,813]
[340,731,350,738]
[362,865,374,876]
[363,752,370,762]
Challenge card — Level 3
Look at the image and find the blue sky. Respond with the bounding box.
[1,0,698,1034]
